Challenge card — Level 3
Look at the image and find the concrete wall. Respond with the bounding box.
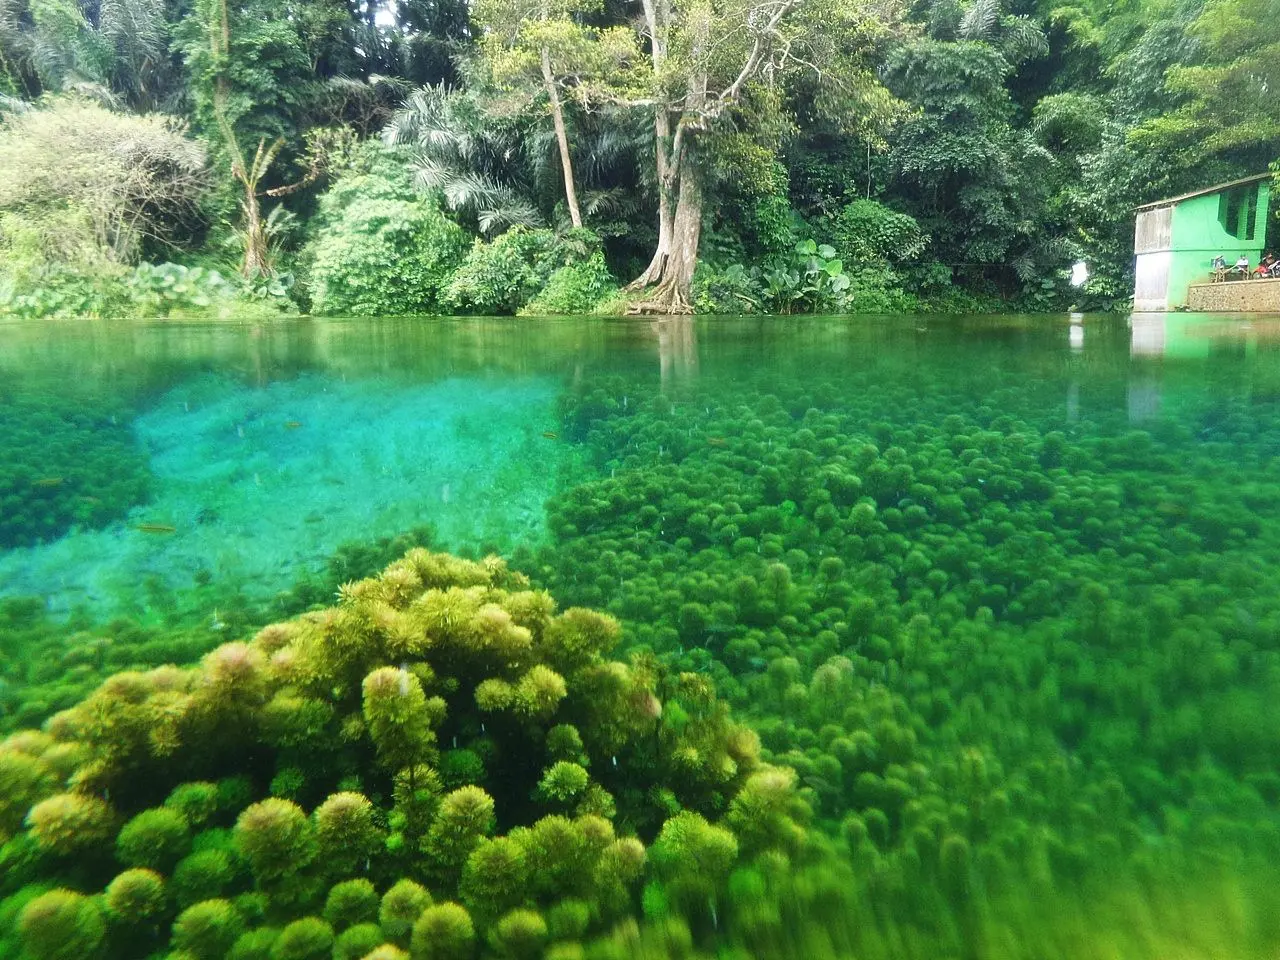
[1187,278,1280,312]
[1165,185,1270,307]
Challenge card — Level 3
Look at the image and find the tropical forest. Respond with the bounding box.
[2,0,1280,959]
[1,0,1277,317]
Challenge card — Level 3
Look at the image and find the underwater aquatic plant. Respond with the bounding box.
[103,868,167,924]
[0,550,781,960]
[17,889,106,960]
[170,848,236,908]
[233,799,316,887]
[314,792,382,878]
[25,792,115,856]
[323,878,379,930]
[333,921,385,960]
[490,908,548,959]
[170,898,246,959]
[410,902,475,960]
[270,916,334,959]
[378,878,433,944]
[116,806,192,871]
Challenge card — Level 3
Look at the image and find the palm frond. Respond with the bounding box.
[959,0,1000,41]
[477,196,543,235]
[1000,15,1049,62]
[98,0,166,58]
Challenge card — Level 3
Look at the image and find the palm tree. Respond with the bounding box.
[385,84,544,234]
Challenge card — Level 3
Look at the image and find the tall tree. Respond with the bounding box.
[627,0,897,312]
[181,0,317,275]
[472,0,638,229]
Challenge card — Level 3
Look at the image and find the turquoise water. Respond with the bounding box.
[4,313,1280,958]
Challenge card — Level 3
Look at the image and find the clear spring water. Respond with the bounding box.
[4,312,1280,955]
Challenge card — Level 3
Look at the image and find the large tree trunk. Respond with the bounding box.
[628,0,673,290]
[540,47,582,229]
[628,110,674,289]
[635,157,702,313]
[631,60,707,313]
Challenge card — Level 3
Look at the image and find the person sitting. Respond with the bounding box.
[1212,254,1228,281]
[1232,255,1250,280]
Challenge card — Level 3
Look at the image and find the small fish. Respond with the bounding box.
[542,431,558,439]
[284,421,303,429]
[135,523,177,534]
[707,437,727,447]
[33,477,64,488]
[78,496,102,505]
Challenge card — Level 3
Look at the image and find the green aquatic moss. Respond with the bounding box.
[0,550,780,960]
[17,888,106,960]
[116,806,192,871]
[0,396,150,549]
[323,878,378,930]
[170,898,245,959]
[103,868,166,923]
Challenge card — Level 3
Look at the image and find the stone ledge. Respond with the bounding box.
[1187,278,1280,312]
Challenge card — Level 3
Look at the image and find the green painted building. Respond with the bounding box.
[1133,174,1272,311]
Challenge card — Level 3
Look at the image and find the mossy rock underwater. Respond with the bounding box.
[0,549,798,959]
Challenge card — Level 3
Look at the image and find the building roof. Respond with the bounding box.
[1134,173,1273,213]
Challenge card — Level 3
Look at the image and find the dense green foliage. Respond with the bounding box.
[2,0,1275,315]
[305,146,468,316]
[0,550,796,959]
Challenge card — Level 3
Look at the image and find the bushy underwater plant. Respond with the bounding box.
[0,549,805,959]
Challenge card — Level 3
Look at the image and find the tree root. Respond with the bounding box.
[626,274,694,315]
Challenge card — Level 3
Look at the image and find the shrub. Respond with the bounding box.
[692,263,763,314]
[124,263,237,318]
[306,145,466,316]
[521,253,616,316]
[0,99,207,267]
[829,199,927,268]
[440,227,559,314]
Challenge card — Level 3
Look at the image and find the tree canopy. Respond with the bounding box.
[0,0,1277,315]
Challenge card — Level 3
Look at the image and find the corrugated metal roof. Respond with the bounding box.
[1134,173,1273,212]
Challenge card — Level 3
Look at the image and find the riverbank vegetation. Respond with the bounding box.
[1,0,1277,317]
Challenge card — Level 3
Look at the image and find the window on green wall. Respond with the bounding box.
[1218,186,1260,240]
